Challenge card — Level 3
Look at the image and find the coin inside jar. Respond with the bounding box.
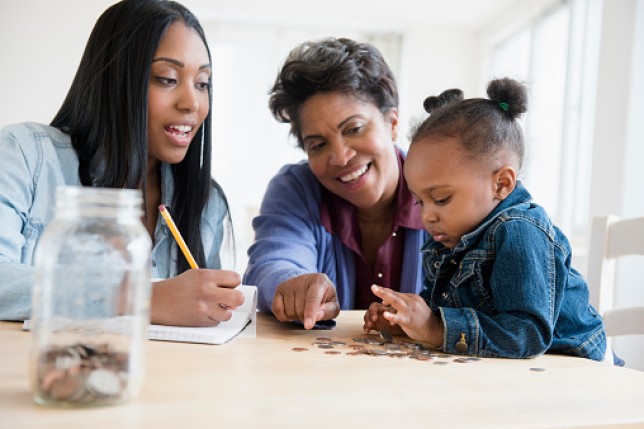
[86,369,123,398]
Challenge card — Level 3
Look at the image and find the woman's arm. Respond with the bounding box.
[243,164,339,325]
[0,126,43,320]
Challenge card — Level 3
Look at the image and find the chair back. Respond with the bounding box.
[586,215,644,336]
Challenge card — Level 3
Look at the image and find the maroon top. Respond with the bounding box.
[319,150,424,309]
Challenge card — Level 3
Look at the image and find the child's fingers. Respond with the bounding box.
[372,285,409,312]
[371,284,398,306]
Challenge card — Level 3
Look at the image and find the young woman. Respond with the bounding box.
[0,0,243,326]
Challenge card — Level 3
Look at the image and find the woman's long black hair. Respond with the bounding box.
[51,0,230,273]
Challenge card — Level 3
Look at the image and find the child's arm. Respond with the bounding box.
[366,285,444,346]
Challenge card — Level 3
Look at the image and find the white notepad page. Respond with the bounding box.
[23,285,257,345]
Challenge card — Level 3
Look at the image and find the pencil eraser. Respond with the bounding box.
[158,204,166,212]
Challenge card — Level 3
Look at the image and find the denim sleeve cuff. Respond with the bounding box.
[438,306,480,355]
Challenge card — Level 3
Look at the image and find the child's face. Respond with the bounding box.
[404,137,503,249]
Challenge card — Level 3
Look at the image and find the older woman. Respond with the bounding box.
[244,38,427,329]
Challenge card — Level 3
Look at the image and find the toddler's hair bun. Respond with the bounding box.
[423,88,464,113]
[487,77,528,119]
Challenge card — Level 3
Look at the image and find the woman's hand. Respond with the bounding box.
[369,285,444,346]
[150,269,243,326]
[272,273,340,329]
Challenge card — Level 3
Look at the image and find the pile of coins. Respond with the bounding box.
[34,342,129,405]
[292,332,483,365]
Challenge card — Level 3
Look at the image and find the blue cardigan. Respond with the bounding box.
[243,160,428,312]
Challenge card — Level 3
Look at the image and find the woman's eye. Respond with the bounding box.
[345,125,364,135]
[414,199,423,207]
[196,81,210,91]
[306,141,325,153]
[155,76,176,86]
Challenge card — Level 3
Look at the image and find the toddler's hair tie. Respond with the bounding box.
[498,101,510,112]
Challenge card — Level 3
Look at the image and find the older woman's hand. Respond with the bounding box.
[272,273,340,329]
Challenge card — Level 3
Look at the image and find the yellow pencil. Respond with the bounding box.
[158,204,199,269]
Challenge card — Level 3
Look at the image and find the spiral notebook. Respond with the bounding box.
[23,285,257,345]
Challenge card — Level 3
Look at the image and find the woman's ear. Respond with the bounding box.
[387,108,399,142]
[493,165,517,201]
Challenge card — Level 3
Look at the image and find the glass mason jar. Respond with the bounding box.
[30,186,152,407]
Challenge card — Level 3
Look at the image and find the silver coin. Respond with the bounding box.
[85,368,123,398]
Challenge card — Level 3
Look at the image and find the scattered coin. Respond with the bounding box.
[290,334,486,366]
[529,367,546,372]
[292,347,308,352]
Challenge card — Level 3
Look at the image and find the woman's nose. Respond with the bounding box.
[329,141,356,166]
[176,84,199,113]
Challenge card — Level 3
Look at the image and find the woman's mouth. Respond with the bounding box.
[338,163,370,183]
[165,124,193,138]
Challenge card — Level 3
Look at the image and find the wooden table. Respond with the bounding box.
[1,311,644,429]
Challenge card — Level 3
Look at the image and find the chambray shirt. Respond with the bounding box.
[0,122,229,321]
[421,182,606,361]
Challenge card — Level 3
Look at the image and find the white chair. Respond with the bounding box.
[586,215,644,337]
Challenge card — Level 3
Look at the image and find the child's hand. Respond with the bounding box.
[370,285,444,346]
[363,302,404,335]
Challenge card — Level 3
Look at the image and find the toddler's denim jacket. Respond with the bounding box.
[420,182,606,360]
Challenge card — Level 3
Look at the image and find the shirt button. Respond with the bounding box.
[151,260,157,267]
[442,292,449,299]
[434,261,440,268]
[392,232,397,237]
[377,273,383,278]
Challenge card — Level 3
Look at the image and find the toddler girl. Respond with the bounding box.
[363,78,606,361]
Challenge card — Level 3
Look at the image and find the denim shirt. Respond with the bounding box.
[0,122,229,321]
[420,182,606,361]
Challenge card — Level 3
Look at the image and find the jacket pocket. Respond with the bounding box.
[450,254,495,313]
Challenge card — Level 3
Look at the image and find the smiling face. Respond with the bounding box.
[147,21,211,166]
[299,92,399,212]
[404,137,513,249]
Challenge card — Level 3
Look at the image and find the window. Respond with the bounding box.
[489,0,602,241]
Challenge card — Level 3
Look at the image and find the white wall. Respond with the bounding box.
[0,1,115,125]
[398,25,481,150]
